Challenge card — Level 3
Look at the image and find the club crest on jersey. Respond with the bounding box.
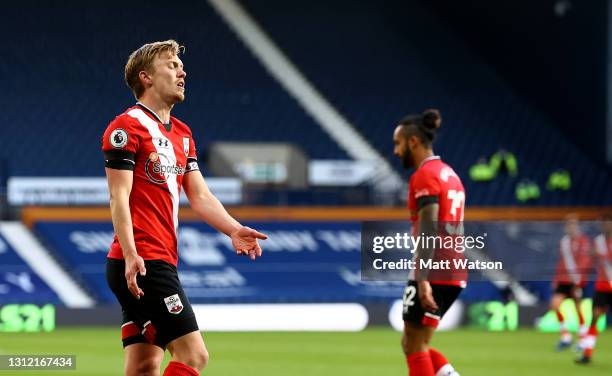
[163,294,183,315]
[183,137,190,156]
[110,128,128,148]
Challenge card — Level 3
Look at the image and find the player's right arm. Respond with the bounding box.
[102,117,145,299]
[105,168,146,299]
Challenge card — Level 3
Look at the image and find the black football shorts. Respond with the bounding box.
[554,282,576,297]
[593,290,612,310]
[106,258,199,349]
[402,280,463,328]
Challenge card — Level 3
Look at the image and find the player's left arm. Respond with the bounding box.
[183,170,267,260]
[416,201,440,311]
[411,169,442,311]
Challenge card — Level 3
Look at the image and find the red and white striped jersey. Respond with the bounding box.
[408,156,465,223]
[553,234,592,287]
[102,103,199,266]
[593,234,612,292]
[408,156,466,288]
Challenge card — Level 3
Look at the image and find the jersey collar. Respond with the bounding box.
[136,102,172,132]
[418,155,440,169]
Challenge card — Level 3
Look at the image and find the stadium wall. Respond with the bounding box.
[3,214,611,332]
[21,206,612,226]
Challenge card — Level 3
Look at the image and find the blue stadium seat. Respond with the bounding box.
[1,0,609,205]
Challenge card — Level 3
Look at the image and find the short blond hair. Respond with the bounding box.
[124,40,184,99]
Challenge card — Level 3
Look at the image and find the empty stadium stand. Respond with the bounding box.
[241,0,612,205]
[0,0,348,180]
[1,0,609,206]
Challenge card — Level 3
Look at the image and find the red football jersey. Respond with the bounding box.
[593,234,612,293]
[408,156,466,287]
[553,234,592,287]
[102,103,199,266]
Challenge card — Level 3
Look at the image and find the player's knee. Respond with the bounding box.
[176,348,209,371]
[196,348,210,370]
[401,333,426,355]
[401,334,409,353]
[550,298,559,310]
[401,334,412,355]
[126,357,160,376]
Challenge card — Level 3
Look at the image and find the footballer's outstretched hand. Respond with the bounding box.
[125,254,146,299]
[231,226,268,260]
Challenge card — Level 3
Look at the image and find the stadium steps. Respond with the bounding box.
[0,222,94,307]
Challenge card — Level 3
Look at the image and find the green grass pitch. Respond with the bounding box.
[0,327,610,375]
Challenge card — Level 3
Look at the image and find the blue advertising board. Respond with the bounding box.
[36,220,589,304]
[34,221,405,304]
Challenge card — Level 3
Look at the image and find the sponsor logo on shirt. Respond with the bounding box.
[156,138,170,149]
[145,152,186,184]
